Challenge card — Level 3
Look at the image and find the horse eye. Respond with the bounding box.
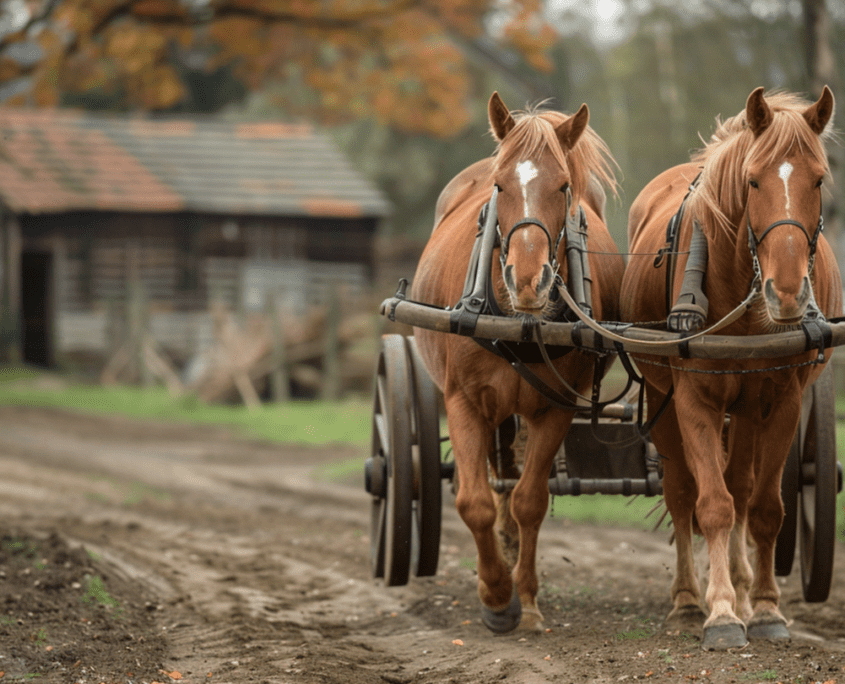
[560,183,570,193]
[816,178,824,188]
[749,179,759,189]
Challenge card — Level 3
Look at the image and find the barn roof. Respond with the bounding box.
[0,109,390,218]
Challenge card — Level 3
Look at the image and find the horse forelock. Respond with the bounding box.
[492,108,618,201]
[687,91,832,240]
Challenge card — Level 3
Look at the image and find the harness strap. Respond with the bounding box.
[654,174,701,312]
[666,219,709,333]
[801,304,832,363]
[449,186,501,336]
[564,206,593,317]
[475,337,582,411]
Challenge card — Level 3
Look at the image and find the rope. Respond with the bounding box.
[555,279,761,349]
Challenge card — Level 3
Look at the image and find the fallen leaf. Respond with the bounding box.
[543,655,551,661]
[452,639,464,646]
[645,672,654,677]
[45,646,53,652]
[160,671,183,680]
[461,620,471,625]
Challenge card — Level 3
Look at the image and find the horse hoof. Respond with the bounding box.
[747,620,790,641]
[518,607,544,632]
[701,623,747,651]
[665,604,706,633]
[481,590,521,634]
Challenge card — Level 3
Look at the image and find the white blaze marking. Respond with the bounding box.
[516,160,538,215]
[778,161,793,217]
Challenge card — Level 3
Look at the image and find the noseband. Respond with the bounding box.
[497,186,573,275]
[746,204,824,280]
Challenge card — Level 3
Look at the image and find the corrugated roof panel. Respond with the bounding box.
[0,109,391,217]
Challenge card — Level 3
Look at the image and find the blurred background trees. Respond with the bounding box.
[1,0,842,252]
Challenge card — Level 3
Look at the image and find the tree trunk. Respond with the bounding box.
[803,0,843,279]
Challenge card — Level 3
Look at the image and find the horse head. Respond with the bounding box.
[743,86,834,325]
[488,92,589,316]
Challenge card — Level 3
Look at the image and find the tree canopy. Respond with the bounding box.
[0,0,556,135]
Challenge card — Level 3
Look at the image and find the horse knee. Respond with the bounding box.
[511,486,548,528]
[456,490,496,532]
[747,498,783,541]
[696,493,734,537]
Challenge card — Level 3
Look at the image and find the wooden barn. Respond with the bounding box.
[0,109,390,369]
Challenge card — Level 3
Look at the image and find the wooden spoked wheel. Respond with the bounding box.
[798,364,837,602]
[407,336,442,578]
[367,335,413,586]
[365,335,444,586]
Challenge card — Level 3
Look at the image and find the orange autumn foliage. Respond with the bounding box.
[0,0,555,136]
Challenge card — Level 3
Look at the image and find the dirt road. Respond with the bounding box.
[0,404,843,683]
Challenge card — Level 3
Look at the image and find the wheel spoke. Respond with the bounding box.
[373,411,389,455]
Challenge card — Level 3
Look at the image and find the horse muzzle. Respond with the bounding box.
[504,262,554,314]
[763,275,811,325]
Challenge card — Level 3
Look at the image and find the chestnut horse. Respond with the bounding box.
[412,92,625,632]
[620,87,841,650]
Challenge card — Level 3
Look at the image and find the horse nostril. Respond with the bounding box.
[537,263,553,293]
[504,264,515,291]
[798,276,811,306]
[764,278,780,306]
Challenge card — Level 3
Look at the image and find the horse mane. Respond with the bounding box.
[686,90,834,238]
[491,105,619,201]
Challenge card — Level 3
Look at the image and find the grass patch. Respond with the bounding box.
[82,575,122,616]
[741,671,779,682]
[0,366,371,447]
[616,619,656,640]
[550,493,665,530]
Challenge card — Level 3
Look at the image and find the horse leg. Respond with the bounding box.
[445,394,520,633]
[727,519,754,623]
[491,416,523,570]
[674,384,746,650]
[724,420,754,623]
[646,384,706,632]
[509,409,571,631]
[744,405,799,640]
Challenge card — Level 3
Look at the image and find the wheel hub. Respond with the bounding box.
[365,454,387,498]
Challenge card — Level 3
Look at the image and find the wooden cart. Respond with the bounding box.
[365,295,844,601]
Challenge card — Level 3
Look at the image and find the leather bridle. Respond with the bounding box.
[746,197,824,279]
[497,186,573,277]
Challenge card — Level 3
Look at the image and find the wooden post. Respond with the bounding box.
[320,285,341,401]
[0,214,22,363]
[127,241,152,387]
[267,291,290,402]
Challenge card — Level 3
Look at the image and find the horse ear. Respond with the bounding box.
[803,85,835,135]
[745,87,773,137]
[488,92,515,141]
[555,103,589,151]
